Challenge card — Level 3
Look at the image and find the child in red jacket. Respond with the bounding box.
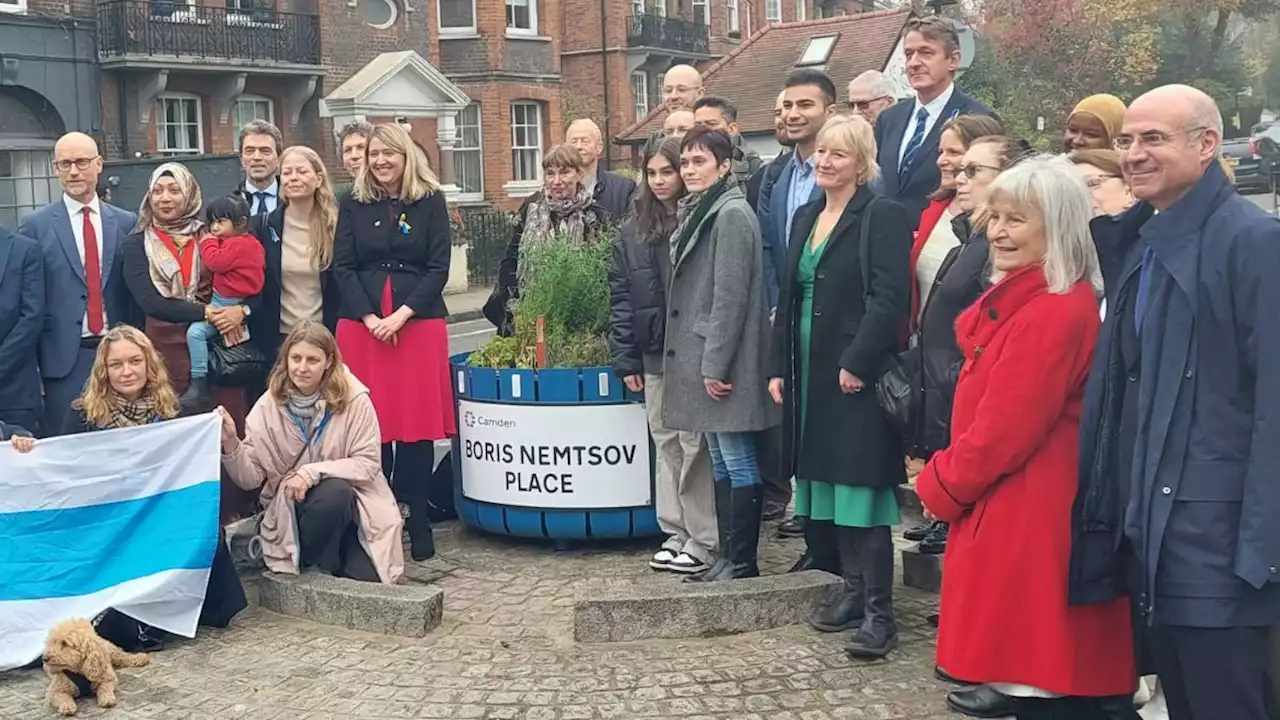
[181,193,265,410]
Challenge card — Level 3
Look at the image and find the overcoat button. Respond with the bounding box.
[989,308,998,320]
[666,349,675,358]
[671,309,680,318]
[1161,486,1172,495]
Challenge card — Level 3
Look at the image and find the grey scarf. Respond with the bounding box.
[286,389,322,424]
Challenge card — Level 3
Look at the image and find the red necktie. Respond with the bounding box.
[83,207,104,336]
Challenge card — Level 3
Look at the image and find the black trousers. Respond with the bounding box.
[1146,623,1275,720]
[296,477,380,583]
[754,425,790,508]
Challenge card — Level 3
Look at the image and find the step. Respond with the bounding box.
[257,570,444,637]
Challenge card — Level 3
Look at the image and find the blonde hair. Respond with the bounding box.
[985,154,1103,295]
[815,115,880,186]
[352,123,440,204]
[267,321,352,415]
[73,325,180,427]
[280,145,337,270]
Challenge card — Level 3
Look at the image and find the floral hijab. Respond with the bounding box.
[135,162,205,301]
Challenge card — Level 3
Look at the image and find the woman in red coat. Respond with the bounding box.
[915,155,1137,719]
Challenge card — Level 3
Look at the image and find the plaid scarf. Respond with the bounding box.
[106,396,159,430]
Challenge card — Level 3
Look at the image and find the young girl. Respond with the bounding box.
[181,193,265,410]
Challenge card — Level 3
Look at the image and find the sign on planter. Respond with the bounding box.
[458,399,652,509]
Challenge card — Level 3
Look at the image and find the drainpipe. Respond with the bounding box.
[598,0,612,170]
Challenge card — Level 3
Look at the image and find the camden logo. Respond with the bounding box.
[462,409,518,430]
[464,410,476,428]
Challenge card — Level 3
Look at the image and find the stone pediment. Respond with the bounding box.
[320,50,470,118]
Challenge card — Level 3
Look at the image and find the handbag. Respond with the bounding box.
[856,200,917,450]
[209,337,270,387]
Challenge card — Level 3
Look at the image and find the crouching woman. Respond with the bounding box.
[220,321,404,584]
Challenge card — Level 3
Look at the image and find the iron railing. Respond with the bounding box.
[458,208,515,287]
[97,0,322,65]
[626,14,710,55]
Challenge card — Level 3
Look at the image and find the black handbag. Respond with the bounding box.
[209,337,270,387]
[857,200,917,450]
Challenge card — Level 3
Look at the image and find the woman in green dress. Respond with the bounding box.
[767,115,912,659]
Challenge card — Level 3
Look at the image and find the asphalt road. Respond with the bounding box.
[447,316,494,356]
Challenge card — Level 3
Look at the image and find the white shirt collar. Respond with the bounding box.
[245,178,279,196]
[912,82,956,123]
[63,194,102,216]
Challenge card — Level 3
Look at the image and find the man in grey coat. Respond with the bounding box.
[662,127,778,582]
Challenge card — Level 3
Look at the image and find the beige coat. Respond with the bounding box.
[222,370,405,584]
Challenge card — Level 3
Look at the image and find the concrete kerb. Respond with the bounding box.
[572,569,843,642]
[256,571,444,638]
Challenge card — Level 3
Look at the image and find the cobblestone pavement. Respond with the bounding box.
[0,515,957,720]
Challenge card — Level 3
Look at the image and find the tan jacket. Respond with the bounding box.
[222,370,404,584]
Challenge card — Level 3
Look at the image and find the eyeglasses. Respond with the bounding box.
[847,97,891,111]
[54,156,99,172]
[1113,127,1207,151]
[958,163,1001,179]
[1085,174,1119,190]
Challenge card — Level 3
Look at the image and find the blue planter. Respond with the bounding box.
[450,352,661,540]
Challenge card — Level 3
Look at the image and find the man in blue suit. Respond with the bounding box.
[0,225,43,433]
[873,16,995,229]
[18,132,137,436]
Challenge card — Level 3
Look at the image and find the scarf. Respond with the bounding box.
[286,389,322,424]
[519,186,594,252]
[138,162,205,301]
[670,178,730,266]
[106,395,158,430]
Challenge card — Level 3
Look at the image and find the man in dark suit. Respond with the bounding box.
[18,132,137,436]
[873,16,995,228]
[0,225,43,434]
[566,118,636,221]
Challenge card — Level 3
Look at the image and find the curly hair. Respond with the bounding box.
[266,321,351,415]
[73,325,179,427]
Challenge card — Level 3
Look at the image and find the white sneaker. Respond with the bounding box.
[667,553,710,574]
[649,549,678,570]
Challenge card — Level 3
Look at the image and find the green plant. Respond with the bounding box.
[468,228,615,369]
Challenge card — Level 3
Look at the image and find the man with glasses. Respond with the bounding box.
[847,70,895,125]
[17,132,138,435]
[1072,84,1280,720]
[873,16,994,229]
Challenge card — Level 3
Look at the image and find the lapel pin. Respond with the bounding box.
[374,220,382,227]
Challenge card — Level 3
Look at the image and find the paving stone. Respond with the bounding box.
[900,547,943,594]
[572,570,843,642]
[257,570,444,637]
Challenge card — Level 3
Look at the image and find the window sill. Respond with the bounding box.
[439,29,479,39]
[0,4,28,13]
[503,180,541,198]
[504,29,547,41]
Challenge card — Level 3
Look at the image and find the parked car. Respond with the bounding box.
[1222,137,1275,194]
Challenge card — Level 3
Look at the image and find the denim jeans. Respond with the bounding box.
[706,431,762,489]
[187,291,242,378]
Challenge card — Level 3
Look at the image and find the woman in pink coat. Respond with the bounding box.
[220,321,404,584]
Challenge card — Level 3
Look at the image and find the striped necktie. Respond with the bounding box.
[899,107,930,177]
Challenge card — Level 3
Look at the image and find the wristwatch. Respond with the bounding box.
[241,305,251,317]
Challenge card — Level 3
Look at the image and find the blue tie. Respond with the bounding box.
[1134,244,1155,333]
[254,191,270,216]
[899,107,930,177]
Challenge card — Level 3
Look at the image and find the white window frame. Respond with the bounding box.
[452,103,484,202]
[795,0,805,20]
[764,0,779,23]
[726,0,738,34]
[0,0,28,14]
[653,0,665,16]
[438,0,477,35]
[630,0,643,14]
[631,71,650,121]
[506,101,543,196]
[155,93,204,156]
[691,0,707,26]
[232,95,274,149]
[505,0,537,36]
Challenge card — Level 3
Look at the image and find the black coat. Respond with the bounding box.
[913,214,990,457]
[333,191,452,321]
[592,167,638,221]
[607,217,667,377]
[247,207,341,361]
[767,188,911,488]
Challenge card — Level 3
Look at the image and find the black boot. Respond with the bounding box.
[777,515,805,538]
[789,518,840,573]
[918,521,949,554]
[704,483,763,581]
[397,441,436,561]
[685,479,731,583]
[902,519,935,541]
[948,686,1018,718]
[808,524,864,632]
[179,376,211,414]
[844,525,898,658]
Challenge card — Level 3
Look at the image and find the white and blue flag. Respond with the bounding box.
[0,413,221,670]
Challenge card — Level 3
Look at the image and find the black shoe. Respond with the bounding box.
[406,514,435,561]
[926,612,940,627]
[777,515,806,538]
[179,376,212,414]
[788,518,840,573]
[701,484,763,582]
[807,525,865,632]
[934,666,969,685]
[946,685,1017,719]
[918,521,949,555]
[686,480,732,583]
[902,519,935,542]
[844,525,897,659]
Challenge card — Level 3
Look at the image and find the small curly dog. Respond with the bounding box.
[42,618,151,716]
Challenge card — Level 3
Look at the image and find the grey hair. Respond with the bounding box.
[338,120,375,148]
[849,70,894,99]
[238,119,283,153]
[985,154,1103,296]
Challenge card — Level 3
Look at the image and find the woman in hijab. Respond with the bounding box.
[121,162,258,520]
[1061,94,1127,152]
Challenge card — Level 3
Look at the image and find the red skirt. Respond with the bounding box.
[336,280,457,443]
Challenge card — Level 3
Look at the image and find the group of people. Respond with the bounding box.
[608,14,1278,720]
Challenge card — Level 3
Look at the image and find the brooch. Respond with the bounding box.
[374,220,382,227]
[399,213,412,235]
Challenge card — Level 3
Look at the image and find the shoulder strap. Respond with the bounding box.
[859,199,875,301]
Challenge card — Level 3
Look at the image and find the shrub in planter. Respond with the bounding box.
[468,229,614,369]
